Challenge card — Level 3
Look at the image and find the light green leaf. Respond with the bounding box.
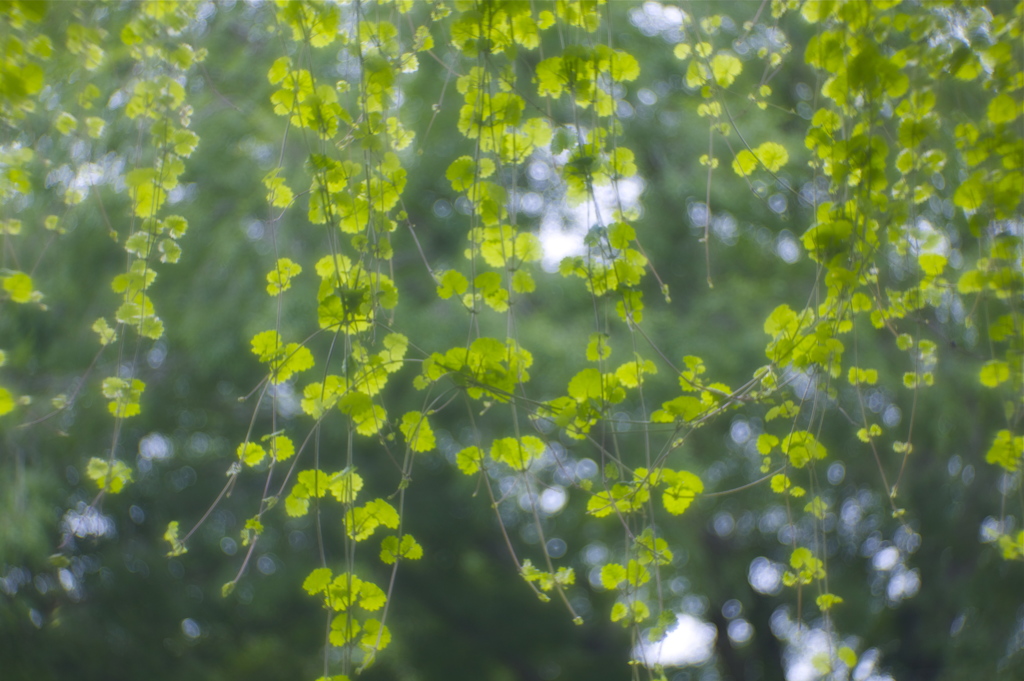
[731,150,758,177]
[662,469,703,514]
[710,53,742,87]
[0,387,14,417]
[986,430,1023,472]
[980,361,1010,388]
[101,377,145,418]
[3,272,34,303]
[437,270,468,299]
[988,93,1020,125]
[380,535,423,564]
[586,333,611,362]
[838,646,858,668]
[600,563,626,590]
[267,258,302,295]
[237,441,267,467]
[568,368,604,401]
[400,411,436,452]
[86,457,133,493]
[164,521,187,556]
[303,567,333,595]
[781,431,827,468]
[491,436,545,471]
[455,445,484,475]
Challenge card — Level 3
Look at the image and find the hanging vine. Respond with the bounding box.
[1,1,1021,680]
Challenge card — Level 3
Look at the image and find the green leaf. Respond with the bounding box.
[919,253,946,277]
[817,593,844,611]
[615,356,656,388]
[838,647,858,668]
[285,493,310,518]
[608,222,635,250]
[731,150,758,177]
[3,271,34,303]
[491,436,545,471]
[360,618,391,653]
[805,496,828,519]
[266,258,302,295]
[446,156,492,191]
[986,430,1023,472]
[86,457,133,493]
[303,567,333,595]
[380,535,423,564]
[92,318,117,346]
[241,517,263,545]
[771,474,791,494]
[754,142,788,172]
[953,172,986,212]
[101,377,145,418]
[757,433,779,454]
[611,600,650,625]
[297,469,331,498]
[626,559,651,586]
[511,270,535,293]
[662,470,703,515]
[733,142,790,177]
[801,0,835,22]
[400,411,436,452]
[250,330,315,383]
[600,563,626,590]
[55,111,77,135]
[269,435,295,461]
[710,53,742,87]
[164,521,187,557]
[250,330,283,362]
[0,387,14,417]
[568,368,604,401]
[586,333,611,361]
[979,361,1010,388]
[329,615,360,645]
[455,445,484,475]
[328,469,363,503]
[988,94,1020,125]
[237,442,267,467]
[781,431,827,468]
[345,499,400,541]
[357,580,387,611]
[650,395,703,423]
[437,270,468,299]
[847,366,879,385]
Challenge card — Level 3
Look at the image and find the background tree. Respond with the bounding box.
[1,2,1022,681]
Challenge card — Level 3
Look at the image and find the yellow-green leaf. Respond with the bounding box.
[710,53,742,87]
[980,361,1010,388]
[86,457,133,493]
[988,93,1020,125]
[986,430,1023,472]
[164,521,187,556]
[3,272,34,303]
[237,441,267,467]
[455,445,484,475]
[400,411,436,452]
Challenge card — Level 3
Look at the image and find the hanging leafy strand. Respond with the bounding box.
[0,1,52,417]
[172,2,431,675]
[83,3,204,495]
[0,2,203,498]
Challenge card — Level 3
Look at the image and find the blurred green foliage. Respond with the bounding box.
[1,2,1022,681]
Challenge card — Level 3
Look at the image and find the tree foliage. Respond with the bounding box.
[1,1,1022,680]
